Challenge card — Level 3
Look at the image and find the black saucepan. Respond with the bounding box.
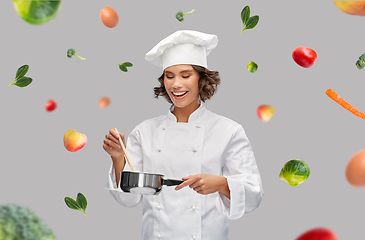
[120,171,184,195]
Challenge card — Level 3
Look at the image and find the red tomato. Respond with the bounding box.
[292,46,317,68]
[296,227,338,240]
[45,100,57,112]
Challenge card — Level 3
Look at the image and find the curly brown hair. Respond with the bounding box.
[154,65,220,103]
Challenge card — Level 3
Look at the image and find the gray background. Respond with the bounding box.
[1,0,364,239]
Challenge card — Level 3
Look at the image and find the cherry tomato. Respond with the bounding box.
[292,47,317,68]
[45,99,57,112]
[296,227,338,240]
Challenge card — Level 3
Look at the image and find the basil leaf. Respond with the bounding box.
[15,65,29,80]
[240,6,250,27]
[76,193,87,212]
[118,64,128,72]
[122,62,133,67]
[245,15,259,30]
[13,76,32,87]
[64,197,81,211]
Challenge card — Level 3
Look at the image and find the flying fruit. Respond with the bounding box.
[296,227,338,240]
[98,96,110,108]
[334,1,365,16]
[45,99,57,112]
[63,129,87,152]
[257,105,275,122]
[292,47,317,68]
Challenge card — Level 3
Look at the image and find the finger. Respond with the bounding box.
[110,129,119,139]
[189,181,203,189]
[175,177,197,190]
[104,138,121,150]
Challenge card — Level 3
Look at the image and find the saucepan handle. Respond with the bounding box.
[163,179,184,186]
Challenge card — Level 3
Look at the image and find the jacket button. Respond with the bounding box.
[196,125,200,128]
[158,149,161,152]
[191,206,196,211]
[192,149,197,152]
[157,205,161,210]
[158,234,161,238]
[192,236,196,240]
[162,127,166,130]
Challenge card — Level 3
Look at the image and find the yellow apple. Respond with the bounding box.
[63,129,87,152]
[334,1,365,16]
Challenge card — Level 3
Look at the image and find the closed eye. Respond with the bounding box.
[182,75,190,78]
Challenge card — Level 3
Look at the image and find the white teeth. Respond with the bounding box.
[173,91,187,96]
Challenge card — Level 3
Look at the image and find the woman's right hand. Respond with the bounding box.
[103,129,126,159]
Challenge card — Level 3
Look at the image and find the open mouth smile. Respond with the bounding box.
[172,91,188,99]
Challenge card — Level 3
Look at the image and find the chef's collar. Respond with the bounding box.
[167,103,206,123]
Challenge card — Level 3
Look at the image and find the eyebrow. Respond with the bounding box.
[164,69,194,74]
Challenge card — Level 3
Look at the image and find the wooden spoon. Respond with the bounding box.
[114,128,135,172]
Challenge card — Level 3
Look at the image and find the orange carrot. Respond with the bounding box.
[326,89,365,120]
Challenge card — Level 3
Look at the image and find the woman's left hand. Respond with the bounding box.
[175,174,230,198]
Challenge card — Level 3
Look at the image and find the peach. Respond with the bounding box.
[257,105,275,122]
[334,1,365,16]
[63,129,87,152]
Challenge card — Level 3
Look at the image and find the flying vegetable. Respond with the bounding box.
[0,204,56,240]
[356,53,365,70]
[67,48,85,60]
[176,9,195,22]
[13,0,61,25]
[279,159,310,187]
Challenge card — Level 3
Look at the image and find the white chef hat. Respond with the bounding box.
[145,30,218,70]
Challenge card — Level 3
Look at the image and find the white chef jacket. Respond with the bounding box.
[105,103,263,240]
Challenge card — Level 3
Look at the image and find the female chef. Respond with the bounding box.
[103,30,264,240]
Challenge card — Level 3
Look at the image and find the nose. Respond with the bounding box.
[171,77,183,89]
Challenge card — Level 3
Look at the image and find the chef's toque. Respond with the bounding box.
[145,30,218,70]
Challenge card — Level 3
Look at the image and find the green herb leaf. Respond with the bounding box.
[244,15,259,30]
[122,62,133,67]
[13,76,32,87]
[240,6,250,28]
[15,65,29,80]
[76,193,87,212]
[118,63,128,72]
[64,197,81,211]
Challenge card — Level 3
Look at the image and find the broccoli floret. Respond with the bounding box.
[67,48,85,60]
[356,53,365,70]
[175,9,195,22]
[0,204,56,240]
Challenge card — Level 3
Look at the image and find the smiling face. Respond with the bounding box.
[163,64,200,109]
